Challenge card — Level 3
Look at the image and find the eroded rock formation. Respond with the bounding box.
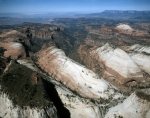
[105,92,150,118]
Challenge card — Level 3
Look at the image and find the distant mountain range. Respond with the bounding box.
[0,10,150,19]
[85,10,150,18]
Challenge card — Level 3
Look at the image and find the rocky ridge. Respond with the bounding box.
[17,59,102,118]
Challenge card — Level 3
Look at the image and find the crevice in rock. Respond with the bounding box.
[42,79,70,118]
[21,42,30,57]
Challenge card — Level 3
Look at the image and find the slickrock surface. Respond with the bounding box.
[116,24,133,31]
[105,92,150,118]
[18,59,103,118]
[115,24,150,37]
[95,43,143,84]
[131,53,150,74]
[36,46,123,100]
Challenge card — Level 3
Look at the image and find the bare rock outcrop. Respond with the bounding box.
[95,43,144,84]
[17,59,103,118]
[0,42,26,59]
[0,30,33,59]
[105,92,150,118]
[0,92,58,118]
[36,46,123,101]
[115,23,150,37]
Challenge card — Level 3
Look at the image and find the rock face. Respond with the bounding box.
[36,46,123,101]
[116,24,133,31]
[131,54,150,74]
[17,59,102,118]
[42,74,102,118]
[0,92,58,118]
[127,44,150,54]
[0,30,32,59]
[78,41,150,85]
[115,24,150,37]
[95,43,143,84]
[0,42,26,59]
[105,92,150,118]
[0,30,31,45]
[20,24,62,40]
[21,24,74,55]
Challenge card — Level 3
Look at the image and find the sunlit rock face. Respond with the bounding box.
[36,46,122,101]
[131,54,150,74]
[95,43,143,84]
[56,86,102,118]
[17,59,103,118]
[115,24,150,37]
[44,75,102,118]
[77,42,150,86]
[125,44,150,54]
[116,24,133,31]
[122,44,150,75]
[0,92,58,118]
[0,42,26,59]
[104,92,150,118]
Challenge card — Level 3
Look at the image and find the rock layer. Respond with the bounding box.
[95,43,143,84]
[105,92,150,118]
[36,46,122,100]
[18,59,103,118]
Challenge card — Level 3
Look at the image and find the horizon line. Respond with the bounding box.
[0,10,150,14]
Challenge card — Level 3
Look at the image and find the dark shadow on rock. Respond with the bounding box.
[21,42,30,57]
[42,79,70,118]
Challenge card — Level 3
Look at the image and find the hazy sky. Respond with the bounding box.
[0,0,150,13]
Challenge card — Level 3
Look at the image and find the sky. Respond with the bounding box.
[0,0,150,14]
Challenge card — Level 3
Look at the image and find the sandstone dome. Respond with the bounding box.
[116,24,133,30]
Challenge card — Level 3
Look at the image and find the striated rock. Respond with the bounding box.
[105,92,150,118]
[130,53,150,74]
[43,75,102,118]
[18,59,103,118]
[122,44,150,75]
[95,43,143,84]
[127,44,150,54]
[36,46,124,101]
[77,42,150,92]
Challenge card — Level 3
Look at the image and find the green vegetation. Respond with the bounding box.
[0,60,51,108]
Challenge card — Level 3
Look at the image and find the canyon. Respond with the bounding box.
[0,16,150,118]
